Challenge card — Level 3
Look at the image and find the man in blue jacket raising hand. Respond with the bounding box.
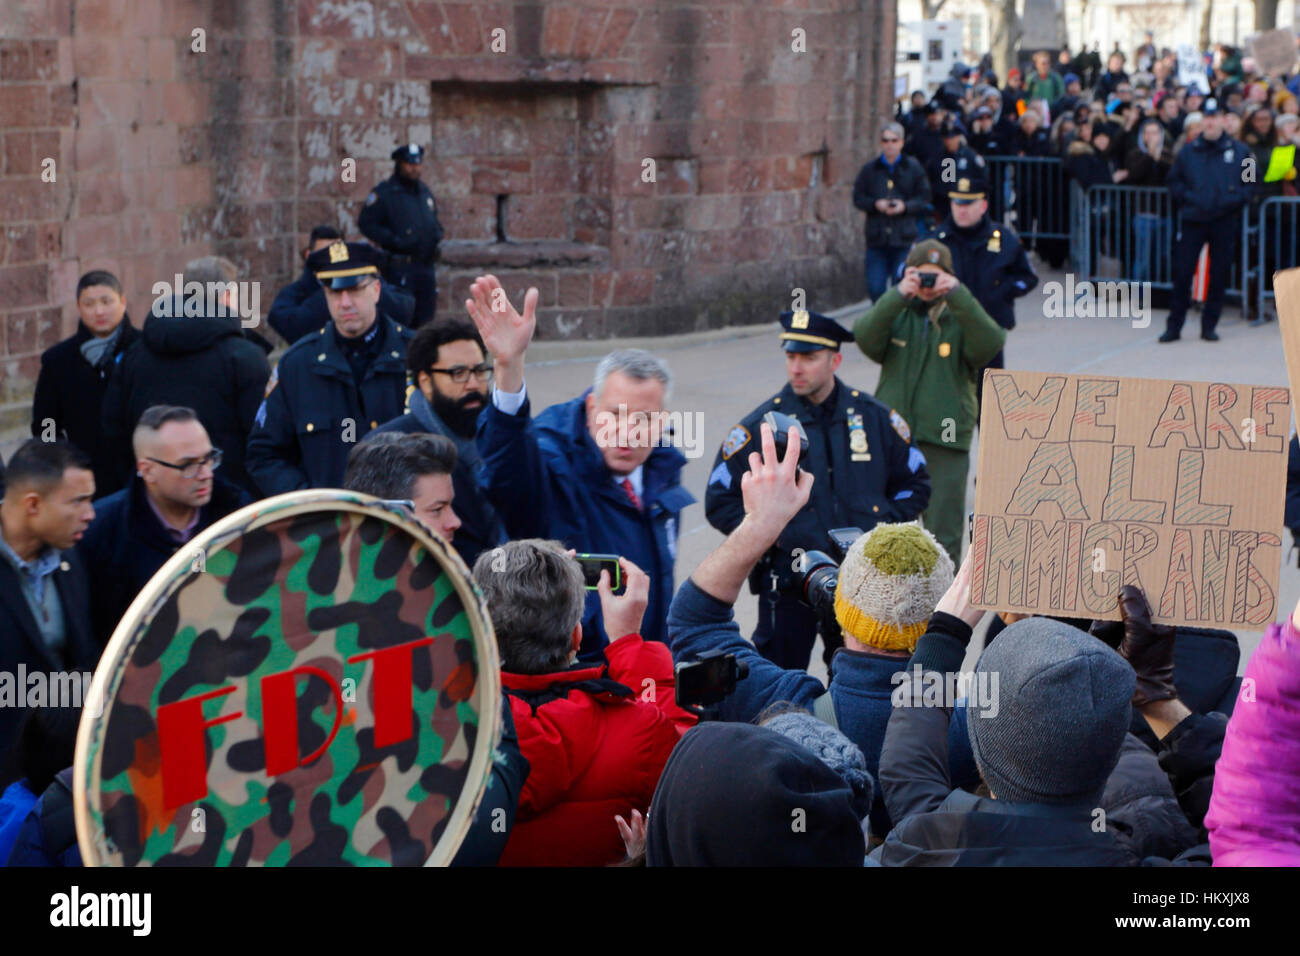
[466,275,695,658]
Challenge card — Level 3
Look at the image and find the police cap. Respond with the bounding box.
[779,310,854,353]
[307,241,384,290]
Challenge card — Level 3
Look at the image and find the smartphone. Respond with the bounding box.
[576,553,622,593]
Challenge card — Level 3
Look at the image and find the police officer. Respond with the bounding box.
[358,143,444,327]
[932,168,1037,379]
[926,122,986,223]
[705,310,931,673]
[1160,98,1251,343]
[246,241,414,495]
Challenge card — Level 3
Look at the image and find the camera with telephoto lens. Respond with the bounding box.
[791,527,865,638]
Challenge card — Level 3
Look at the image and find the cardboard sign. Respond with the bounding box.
[1275,268,1300,408]
[1177,44,1208,93]
[971,371,1290,627]
[1250,29,1298,78]
[74,490,500,866]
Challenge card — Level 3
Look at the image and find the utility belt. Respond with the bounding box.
[387,251,437,269]
[748,547,798,596]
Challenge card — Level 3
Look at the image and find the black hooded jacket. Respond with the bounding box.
[101,302,271,493]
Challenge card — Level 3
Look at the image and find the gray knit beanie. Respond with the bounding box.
[762,712,874,820]
[967,618,1134,806]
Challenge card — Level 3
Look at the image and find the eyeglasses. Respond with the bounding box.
[324,278,377,295]
[147,449,222,479]
[429,363,494,384]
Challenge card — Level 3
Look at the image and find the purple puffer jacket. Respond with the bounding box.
[1205,616,1300,865]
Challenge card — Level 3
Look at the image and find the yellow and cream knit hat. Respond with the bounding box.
[833,522,954,652]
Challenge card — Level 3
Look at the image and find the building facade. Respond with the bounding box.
[0,0,896,446]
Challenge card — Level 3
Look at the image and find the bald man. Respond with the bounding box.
[77,404,250,643]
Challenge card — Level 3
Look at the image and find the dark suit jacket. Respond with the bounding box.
[0,550,102,786]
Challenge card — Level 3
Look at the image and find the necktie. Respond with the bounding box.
[620,477,642,511]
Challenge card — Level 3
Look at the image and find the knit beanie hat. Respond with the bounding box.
[966,617,1135,807]
[645,722,867,866]
[761,712,874,819]
[834,522,954,652]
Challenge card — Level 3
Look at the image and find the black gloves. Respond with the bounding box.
[1090,584,1177,708]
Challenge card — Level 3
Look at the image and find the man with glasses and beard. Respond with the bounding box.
[372,320,504,566]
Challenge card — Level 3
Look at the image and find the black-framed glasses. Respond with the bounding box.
[147,449,222,478]
[429,363,494,384]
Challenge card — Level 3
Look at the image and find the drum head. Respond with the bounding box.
[74,490,500,866]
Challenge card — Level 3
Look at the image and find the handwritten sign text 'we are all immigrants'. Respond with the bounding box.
[971,371,1290,628]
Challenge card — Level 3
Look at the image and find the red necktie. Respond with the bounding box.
[621,477,642,511]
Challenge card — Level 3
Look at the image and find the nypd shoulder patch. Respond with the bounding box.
[890,409,912,442]
[365,192,378,206]
[721,424,751,460]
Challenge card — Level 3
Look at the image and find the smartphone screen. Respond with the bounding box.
[576,554,622,592]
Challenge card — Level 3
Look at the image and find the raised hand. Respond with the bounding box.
[740,422,814,537]
[465,274,537,392]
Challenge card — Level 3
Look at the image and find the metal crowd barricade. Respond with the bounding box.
[984,156,1071,245]
[1074,183,1250,304]
[1254,196,1300,321]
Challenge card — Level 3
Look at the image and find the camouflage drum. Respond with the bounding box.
[73,490,500,866]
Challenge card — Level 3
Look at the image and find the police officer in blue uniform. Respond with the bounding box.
[358,143,444,327]
[705,309,931,673]
[927,122,987,223]
[931,168,1038,380]
[246,241,415,495]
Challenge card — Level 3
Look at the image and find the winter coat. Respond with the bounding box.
[245,316,414,495]
[1166,132,1253,221]
[1205,615,1300,864]
[869,612,1136,866]
[0,780,39,864]
[854,284,1006,451]
[101,304,270,493]
[76,475,250,645]
[498,634,695,866]
[1065,139,1116,187]
[31,319,139,499]
[853,153,932,248]
[476,390,695,656]
[371,389,504,569]
[931,214,1039,330]
[4,768,80,867]
[0,551,99,781]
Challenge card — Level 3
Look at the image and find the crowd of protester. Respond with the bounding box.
[883,38,1300,329]
[2,82,1300,866]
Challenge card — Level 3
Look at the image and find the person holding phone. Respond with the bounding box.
[853,239,1006,566]
[852,121,932,302]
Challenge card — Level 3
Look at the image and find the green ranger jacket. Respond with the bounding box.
[853,284,1006,452]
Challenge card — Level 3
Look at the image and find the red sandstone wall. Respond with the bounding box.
[1,0,895,444]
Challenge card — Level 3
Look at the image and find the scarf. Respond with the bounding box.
[79,323,122,370]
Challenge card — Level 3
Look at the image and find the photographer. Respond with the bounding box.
[473,541,695,867]
[853,239,1007,565]
[672,423,968,835]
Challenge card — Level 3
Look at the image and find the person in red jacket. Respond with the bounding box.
[472,540,695,866]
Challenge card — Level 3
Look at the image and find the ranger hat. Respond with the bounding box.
[778,310,854,353]
[905,238,955,274]
[307,240,384,290]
